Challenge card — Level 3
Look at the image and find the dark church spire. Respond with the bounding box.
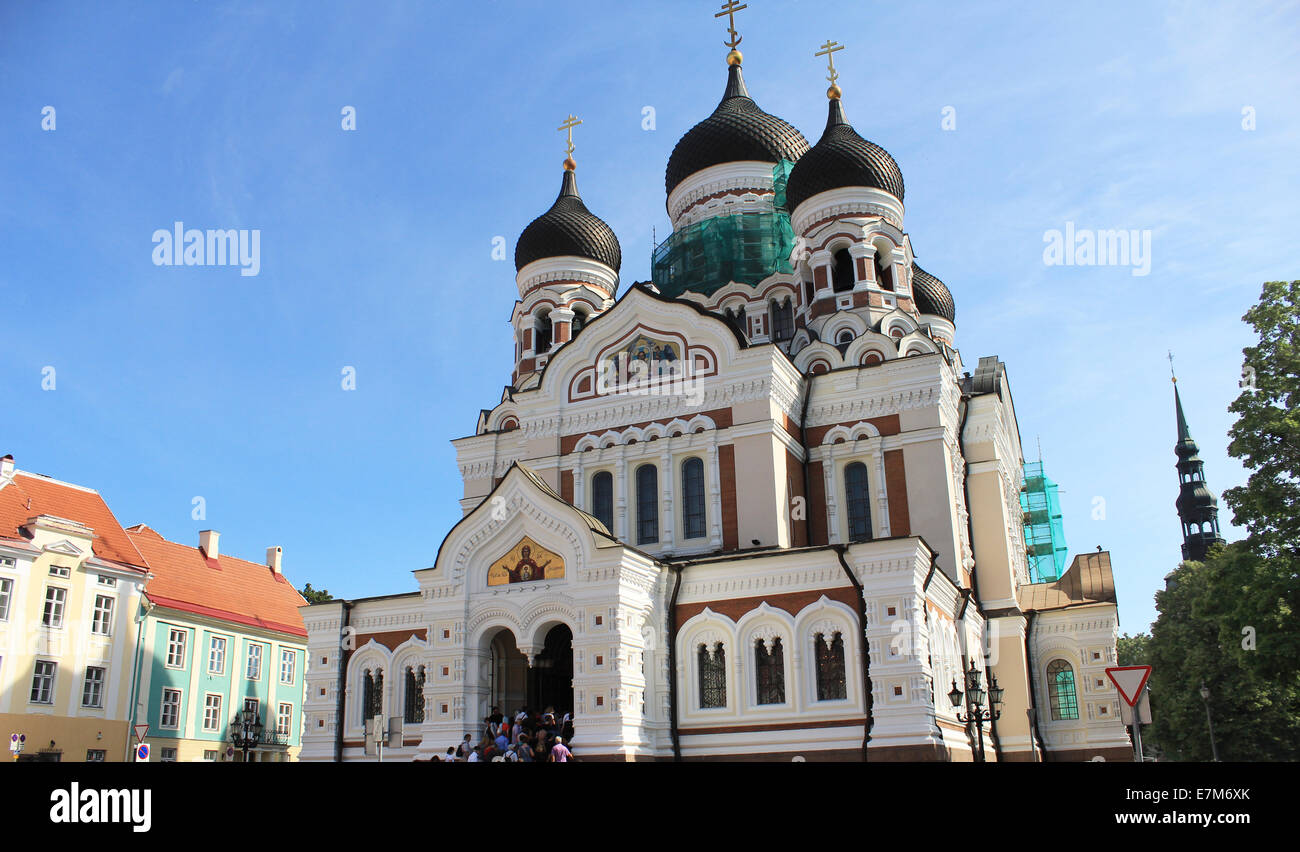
[1171,370,1225,561]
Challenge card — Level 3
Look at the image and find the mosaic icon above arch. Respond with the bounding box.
[487,536,565,586]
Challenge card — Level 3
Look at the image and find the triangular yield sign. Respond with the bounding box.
[133,724,149,744]
[1106,666,1151,706]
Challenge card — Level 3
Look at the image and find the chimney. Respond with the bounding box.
[266,546,282,576]
[0,454,13,480]
[199,530,220,560]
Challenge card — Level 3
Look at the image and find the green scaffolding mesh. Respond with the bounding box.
[1020,461,1068,582]
[651,160,797,298]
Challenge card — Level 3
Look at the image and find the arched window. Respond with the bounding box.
[572,308,588,336]
[1047,659,1079,720]
[362,667,383,722]
[874,253,894,291]
[845,462,873,542]
[534,310,553,353]
[682,457,706,540]
[636,464,658,544]
[833,248,855,292]
[770,297,794,341]
[404,665,425,724]
[698,643,726,708]
[814,632,847,701]
[755,637,786,704]
[591,471,614,532]
[837,328,855,346]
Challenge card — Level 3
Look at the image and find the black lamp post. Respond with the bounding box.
[230,708,263,763]
[1199,681,1220,762]
[948,658,1004,762]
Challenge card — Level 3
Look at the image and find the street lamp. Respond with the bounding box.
[230,708,263,763]
[948,658,1003,762]
[1199,681,1220,762]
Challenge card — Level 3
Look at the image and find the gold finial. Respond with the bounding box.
[715,0,747,63]
[1168,350,1177,384]
[557,114,582,170]
[816,39,845,99]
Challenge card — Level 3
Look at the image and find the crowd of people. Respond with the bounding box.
[422,706,576,762]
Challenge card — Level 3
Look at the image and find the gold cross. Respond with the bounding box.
[816,39,845,85]
[557,114,582,158]
[715,0,747,49]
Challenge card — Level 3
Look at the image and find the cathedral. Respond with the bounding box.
[300,8,1132,762]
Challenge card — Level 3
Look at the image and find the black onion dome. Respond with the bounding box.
[515,169,621,273]
[910,263,956,323]
[665,64,810,198]
[785,97,904,211]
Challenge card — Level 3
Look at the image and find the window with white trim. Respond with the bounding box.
[246,643,263,680]
[91,595,114,635]
[166,629,187,668]
[86,749,106,762]
[0,577,11,621]
[30,660,56,704]
[208,636,226,675]
[160,747,177,762]
[203,694,223,731]
[0,556,14,569]
[48,565,71,578]
[97,574,117,587]
[82,666,105,708]
[160,689,182,729]
[203,749,218,761]
[243,697,260,723]
[280,649,296,684]
[42,586,66,628]
[276,702,292,736]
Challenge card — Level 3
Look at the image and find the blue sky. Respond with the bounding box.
[2,0,1297,632]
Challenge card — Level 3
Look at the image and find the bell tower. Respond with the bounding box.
[1171,363,1225,561]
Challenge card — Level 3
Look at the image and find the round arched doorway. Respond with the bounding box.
[530,624,574,716]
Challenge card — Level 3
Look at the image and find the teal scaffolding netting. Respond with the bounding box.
[651,160,797,298]
[1021,461,1068,582]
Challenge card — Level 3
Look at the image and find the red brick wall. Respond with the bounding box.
[808,460,828,545]
[677,586,857,624]
[883,449,910,536]
[719,444,738,551]
[560,469,574,505]
[560,407,735,455]
[806,414,901,446]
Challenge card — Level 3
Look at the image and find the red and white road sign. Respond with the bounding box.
[132,724,149,744]
[1106,666,1152,706]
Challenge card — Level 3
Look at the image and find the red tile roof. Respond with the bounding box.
[0,471,148,570]
[126,525,308,638]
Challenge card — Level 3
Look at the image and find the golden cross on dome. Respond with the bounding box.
[557,114,582,161]
[715,0,747,49]
[816,39,845,85]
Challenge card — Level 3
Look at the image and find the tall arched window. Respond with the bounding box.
[755,637,785,704]
[362,668,383,722]
[682,457,706,540]
[833,248,855,292]
[698,643,726,708]
[404,665,425,724]
[814,632,847,701]
[845,462,873,542]
[874,253,893,291]
[572,308,588,336]
[1047,659,1079,720]
[636,464,658,544]
[534,311,553,353]
[770,297,794,341]
[591,471,614,532]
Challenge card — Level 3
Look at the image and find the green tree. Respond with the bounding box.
[299,583,334,604]
[1116,632,1151,667]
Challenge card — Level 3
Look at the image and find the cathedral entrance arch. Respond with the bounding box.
[488,629,529,713]
[485,624,574,718]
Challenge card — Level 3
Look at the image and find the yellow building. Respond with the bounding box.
[0,455,151,762]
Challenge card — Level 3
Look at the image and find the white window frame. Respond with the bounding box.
[91,594,115,636]
[42,586,67,628]
[276,702,292,736]
[0,576,12,621]
[203,693,223,732]
[203,749,218,762]
[97,574,117,587]
[159,747,178,762]
[160,688,183,729]
[243,697,260,723]
[246,643,263,681]
[82,666,106,708]
[86,749,106,762]
[166,629,187,668]
[208,636,227,675]
[280,649,296,685]
[48,565,71,578]
[31,660,56,704]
